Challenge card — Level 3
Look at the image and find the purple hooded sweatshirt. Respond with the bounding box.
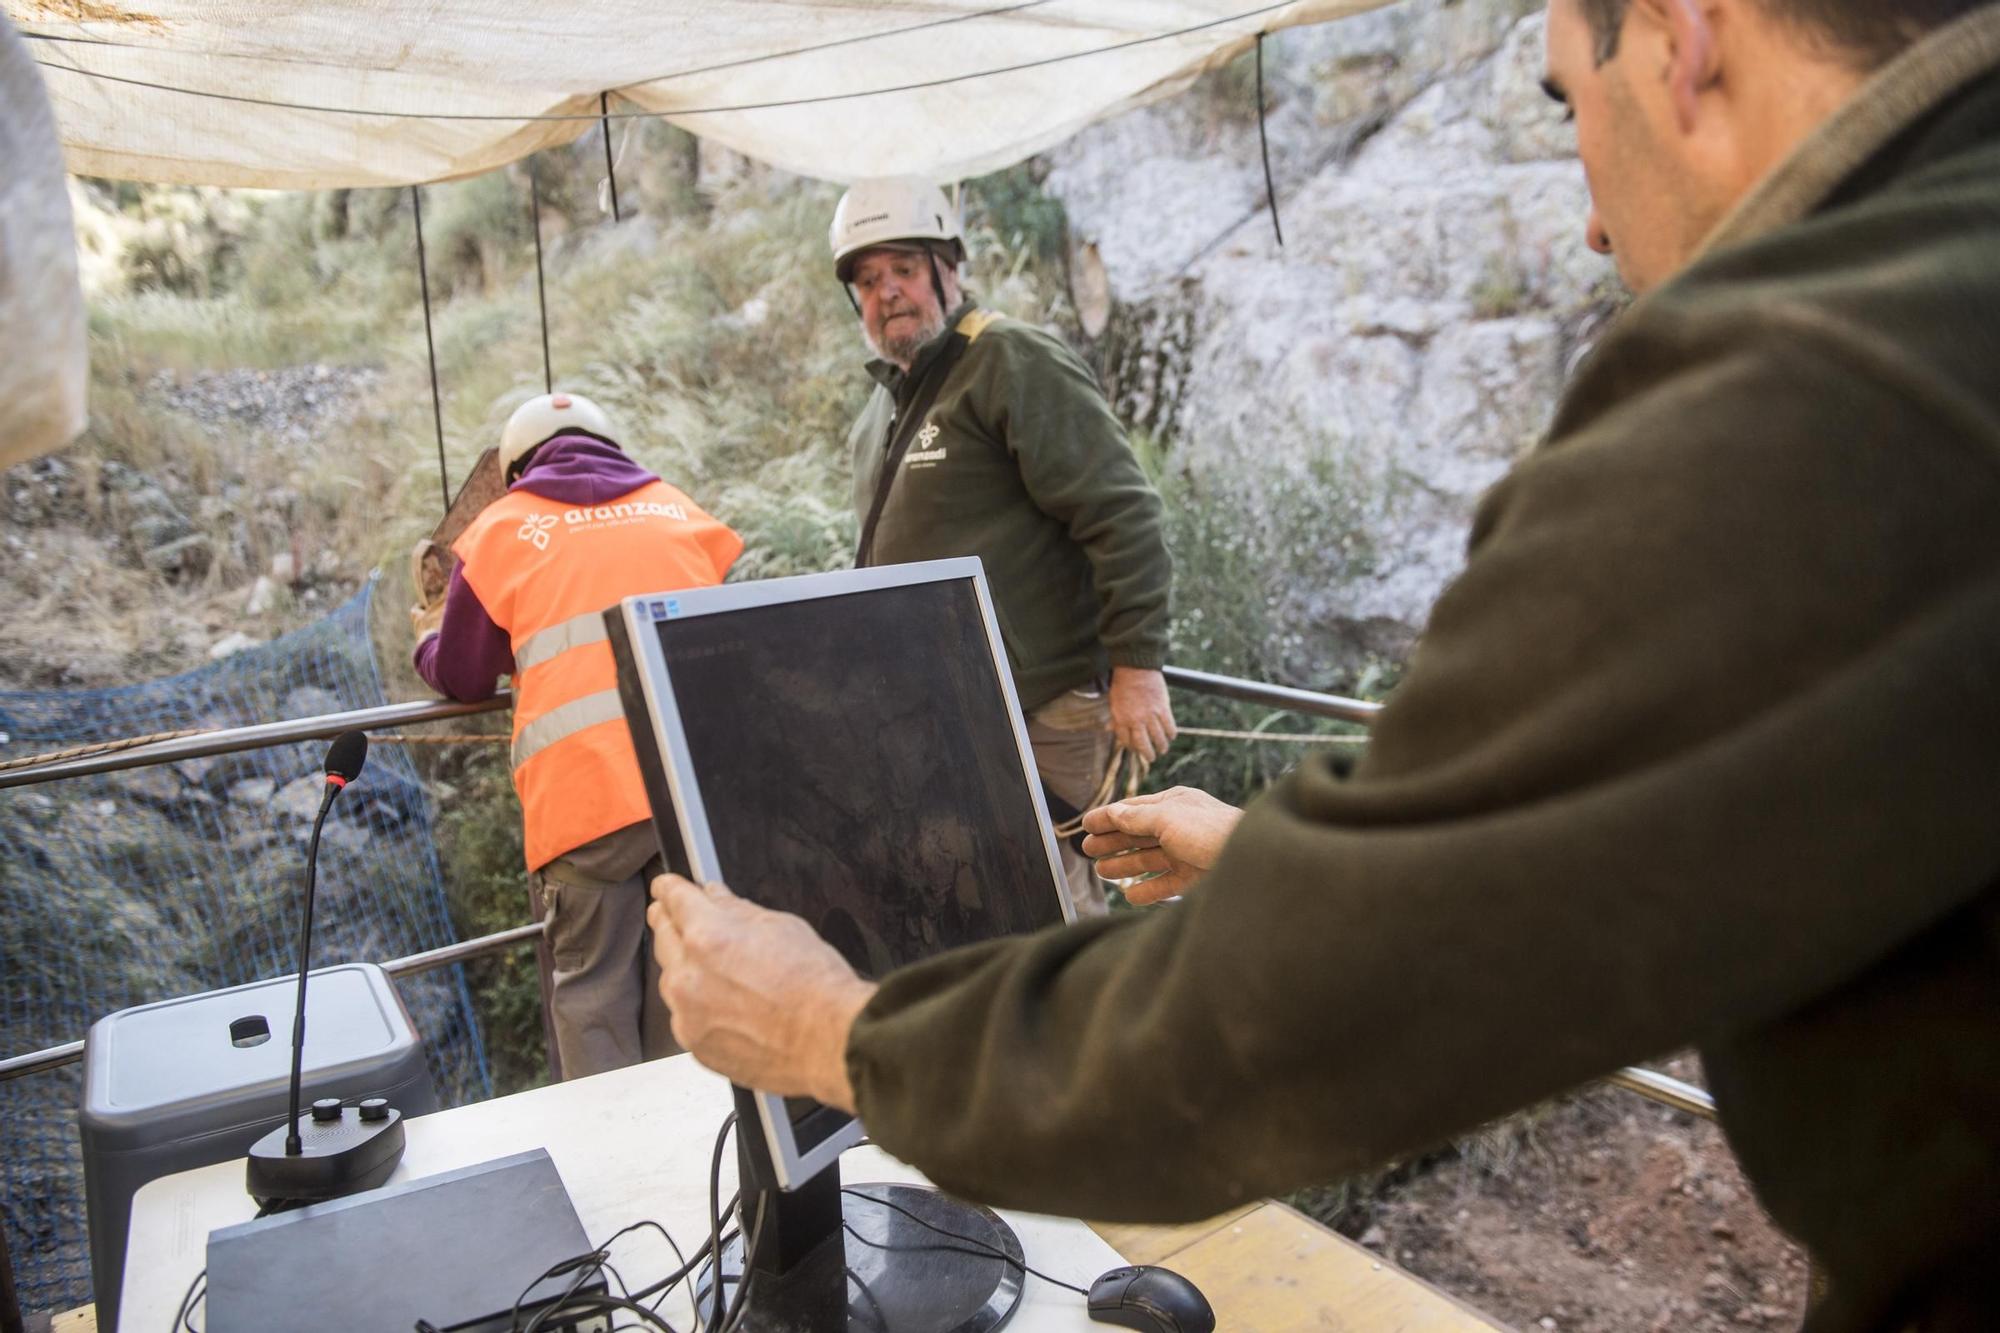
[413,434,660,701]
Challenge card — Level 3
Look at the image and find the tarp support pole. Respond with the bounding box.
[1256,31,1283,249]
[412,184,449,513]
[600,91,621,223]
[529,159,553,393]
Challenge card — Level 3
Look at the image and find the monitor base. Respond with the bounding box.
[695,1181,1024,1333]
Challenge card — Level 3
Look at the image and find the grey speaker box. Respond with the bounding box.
[78,963,436,1331]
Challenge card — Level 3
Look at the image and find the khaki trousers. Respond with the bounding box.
[528,850,680,1080]
[1027,687,1116,918]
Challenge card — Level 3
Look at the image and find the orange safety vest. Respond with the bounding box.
[454,479,744,871]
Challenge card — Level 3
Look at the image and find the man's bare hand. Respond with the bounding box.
[1108,665,1177,763]
[648,874,877,1112]
[1080,786,1243,904]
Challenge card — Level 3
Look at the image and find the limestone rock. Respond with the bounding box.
[245,575,280,616]
[209,631,259,660]
[229,777,278,806]
[1043,8,1615,659]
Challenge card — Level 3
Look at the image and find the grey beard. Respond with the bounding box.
[865,307,948,369]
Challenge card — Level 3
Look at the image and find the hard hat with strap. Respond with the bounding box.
[500,392,616,481]
[829,177,967,300]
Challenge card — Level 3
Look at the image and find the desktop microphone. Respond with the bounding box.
[245,730,406,1207]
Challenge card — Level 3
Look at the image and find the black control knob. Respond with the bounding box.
[358,1098,390,1124]
[310,1098,343,1123]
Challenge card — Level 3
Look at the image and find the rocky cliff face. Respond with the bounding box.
[1046,0,1619,667]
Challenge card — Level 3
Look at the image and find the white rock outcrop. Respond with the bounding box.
[1045,3,1619,666]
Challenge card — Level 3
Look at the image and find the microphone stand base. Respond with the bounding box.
[245,1106,405,1208]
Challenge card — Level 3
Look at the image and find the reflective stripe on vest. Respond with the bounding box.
[513,609,610,673]
[511,688,627,771]
[454,477,744,869]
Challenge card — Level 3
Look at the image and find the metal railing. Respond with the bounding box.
[0,673,1715,1121]
[0,693,511,791]
[1162,665,1382,725]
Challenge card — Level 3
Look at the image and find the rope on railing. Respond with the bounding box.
[0,727,208,773]
[0,669,1718,1126]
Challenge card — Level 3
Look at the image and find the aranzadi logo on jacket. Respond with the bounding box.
[905,419,947,469]
[516,514,559,550]
[515,498,694,548]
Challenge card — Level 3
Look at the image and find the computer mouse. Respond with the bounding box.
[1086,1264,1216,1333]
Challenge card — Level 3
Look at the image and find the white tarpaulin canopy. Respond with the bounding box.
[1,13,86,468]
[10,0,1384,190]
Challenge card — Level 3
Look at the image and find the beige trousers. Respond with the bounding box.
[528,848,680,1080]
[1027,687,1116,918]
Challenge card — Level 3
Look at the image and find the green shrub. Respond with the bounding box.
[966,164,1069,264]
[1142,434,1388,808]
[422,742,548,1095]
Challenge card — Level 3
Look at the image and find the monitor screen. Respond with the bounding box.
[611,562,1072,1186]
[648,576,1067,974]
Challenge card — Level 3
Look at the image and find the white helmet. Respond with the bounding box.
[829,177,965,283]
[500,392,615,478]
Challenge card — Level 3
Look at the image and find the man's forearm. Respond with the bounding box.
[414,573,512,701]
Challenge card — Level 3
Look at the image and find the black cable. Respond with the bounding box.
[17,29,128,49]
[411,184,450,514]
[539,1257,609,1333]
[846,1264,891,1332]
[478,1212,716,1333]
[634,0,1058,87]
[599,92,622,223]
[706,1113,735,1332]
[30,2,1297,125]
[529,159,553,393]
[171,1266,207,1333]
[717,1193,767,1332]
[524,1248,600,1328]
[632,1210,729,1309]
[1254,30,1284,248]
[627,1214,731,1302]
[509,1247,606,1333]
[839,1189,1091,1296]
[647,1227,691,1316]
[537,1292,680,1331]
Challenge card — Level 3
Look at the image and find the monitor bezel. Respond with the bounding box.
[616,557,1077,1188]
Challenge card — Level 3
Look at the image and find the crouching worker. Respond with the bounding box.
[413,393,742,1078]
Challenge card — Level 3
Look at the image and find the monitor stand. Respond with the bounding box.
[695,1155,1024,1332]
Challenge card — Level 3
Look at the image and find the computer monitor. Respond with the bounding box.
[610,558,1073,1172]
[606,559,1075,1328]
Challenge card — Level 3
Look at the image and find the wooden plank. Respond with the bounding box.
[1130,1202,1513,1332]
[1089,1203,1262,1266]
[50,1309,95,1333]
[416,446,503,601]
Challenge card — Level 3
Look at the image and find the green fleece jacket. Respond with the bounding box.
[847,303,1171,710]
[846,11,2000,1332]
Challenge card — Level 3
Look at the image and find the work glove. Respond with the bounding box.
[409,538,449,642]
[410,597,445,643]
[410,537,449,604]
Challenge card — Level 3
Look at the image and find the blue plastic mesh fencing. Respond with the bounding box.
[0,580,491,1314]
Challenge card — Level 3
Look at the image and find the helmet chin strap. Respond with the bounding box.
[926,247,951,314]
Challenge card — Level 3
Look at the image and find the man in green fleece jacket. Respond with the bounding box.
[831,177,1176,916]
[651,1,2000,1328]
